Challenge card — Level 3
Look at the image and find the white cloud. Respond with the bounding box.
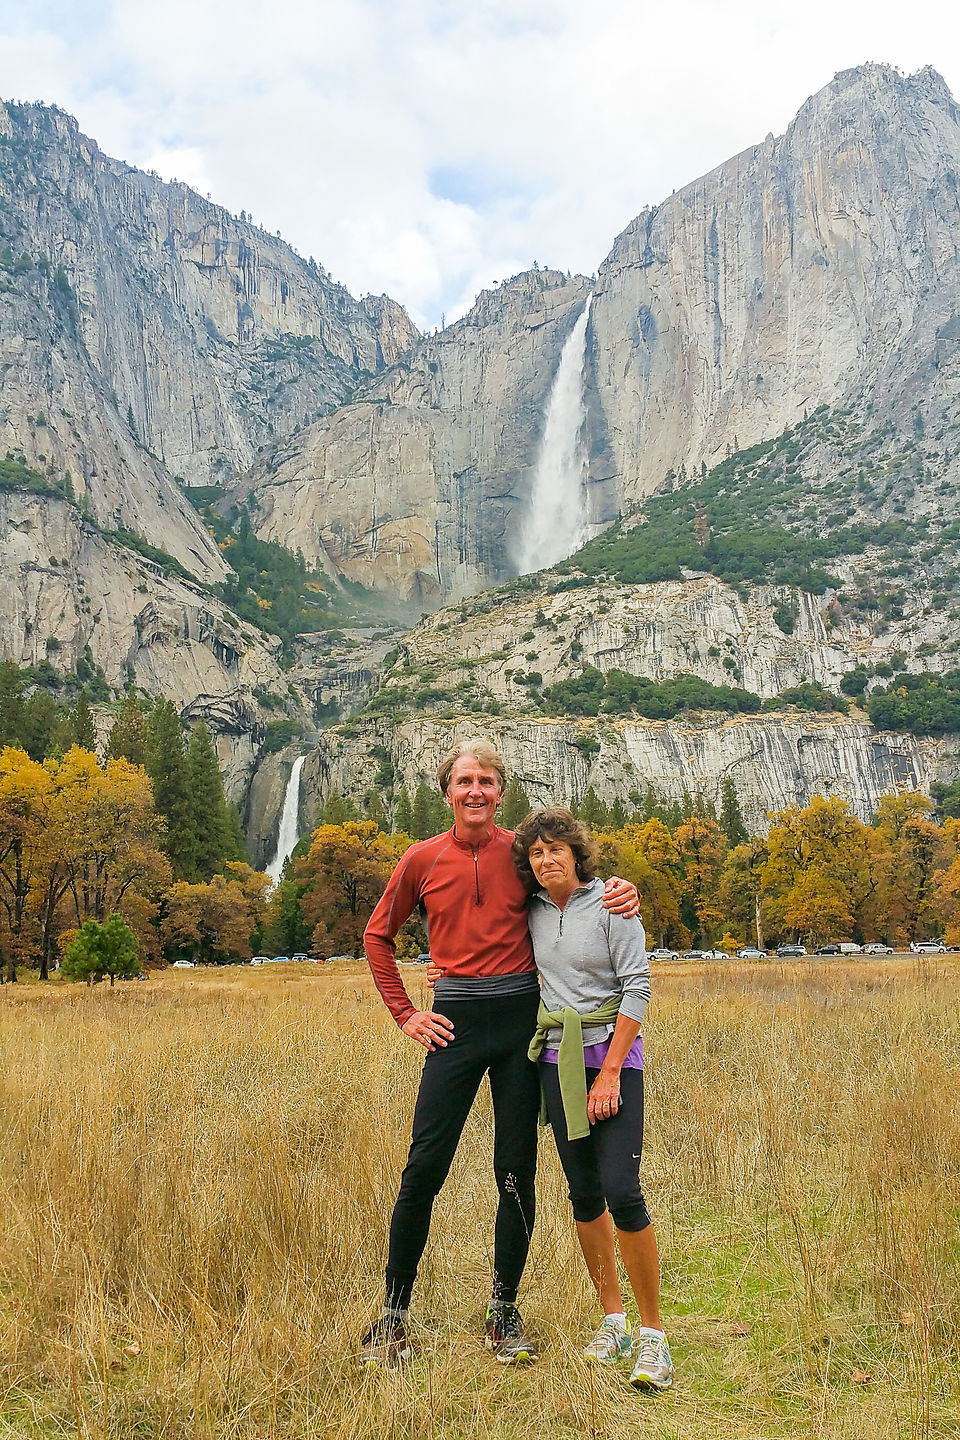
[1,0,959,327]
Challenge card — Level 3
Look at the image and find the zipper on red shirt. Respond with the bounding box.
[473,850,482,905]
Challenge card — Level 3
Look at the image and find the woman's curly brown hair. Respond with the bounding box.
[512,807,599,895]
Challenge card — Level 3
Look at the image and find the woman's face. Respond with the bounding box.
[527,835,579,896]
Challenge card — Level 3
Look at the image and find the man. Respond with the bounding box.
[361,739,639,1364]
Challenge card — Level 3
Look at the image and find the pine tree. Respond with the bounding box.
[224,802,249,863]
[71,689,96,752]
[608,797,628,829]
[500,775,531,829]
[147,698,196,879]
[108,691,149,766]
[577,786,609,829]
[720,777,749,847]
[393,784,413,835]
[0,661,25,745]
[188,720,231,881]
[322,792,359,824]
[364,790,389,832]
[412,780,437,840]
[21,689,59,761]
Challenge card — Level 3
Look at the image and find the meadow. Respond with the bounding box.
[0,959,957,1439]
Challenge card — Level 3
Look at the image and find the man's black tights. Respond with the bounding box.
[384,990,540,1311]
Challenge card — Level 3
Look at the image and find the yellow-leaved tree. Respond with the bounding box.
[297,821,410,957]
[761,795,875,945]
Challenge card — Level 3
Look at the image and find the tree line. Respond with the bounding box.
[272,783,960,958]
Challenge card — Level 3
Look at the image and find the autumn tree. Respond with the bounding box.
[297,821,409,956]
[762,796,875,945]
[0,747,51,980]
[871,792,945,945]
[716,837,769,947]
[160,871,263,964]
[674,814,727,942]
[595,820,686,947]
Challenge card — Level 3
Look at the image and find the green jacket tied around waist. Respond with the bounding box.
[528,994,623,1141]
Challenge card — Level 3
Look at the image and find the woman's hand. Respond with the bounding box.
[401,1010,455,1050]
[603,876,641,918]
[587,1067,622,1124]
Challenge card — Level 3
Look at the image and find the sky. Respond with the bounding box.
[1,1,959,331]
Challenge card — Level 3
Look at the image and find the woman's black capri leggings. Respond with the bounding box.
[539,1063,651,1232]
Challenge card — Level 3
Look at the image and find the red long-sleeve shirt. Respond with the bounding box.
[364,825,535,1026]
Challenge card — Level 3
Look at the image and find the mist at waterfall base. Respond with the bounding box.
[267,754,305,884]
[514,297,592,575]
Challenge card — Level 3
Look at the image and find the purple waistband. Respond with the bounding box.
[541,1035,643,1070]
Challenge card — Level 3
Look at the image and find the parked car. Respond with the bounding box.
[649,948,679,962]
[291,952,310,962]
[172,959,195,968]
[862,942,894,955]
[250,955,269,965]
[705,948,735,959]
[838,942,862,955]
[325,955,356,963]
[679,949,709,961]
[814,944,840,955]
[271,955,292,964]
[911,940,947,954]
[776,944,807,957]
[737,946,767,959]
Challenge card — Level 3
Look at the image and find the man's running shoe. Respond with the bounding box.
[629,1330,673,1390]
[484,1304,539,1363]
[359,1315,412,1367]
[583,1318,632,1363]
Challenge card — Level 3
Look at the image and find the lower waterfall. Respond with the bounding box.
[266,754,306,883]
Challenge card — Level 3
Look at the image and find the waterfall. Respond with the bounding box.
[267,754,305,883]
[515,296,592,573]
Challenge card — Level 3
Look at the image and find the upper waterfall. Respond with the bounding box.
[515,296,593,573]
[266,754,306,883]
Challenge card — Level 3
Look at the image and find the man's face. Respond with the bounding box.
[445,756,504,835]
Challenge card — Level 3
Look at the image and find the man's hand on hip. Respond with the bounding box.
[603,876,641,918]
[401,1009,455,1050]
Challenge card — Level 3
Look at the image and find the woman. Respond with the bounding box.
[515,807,672,1390]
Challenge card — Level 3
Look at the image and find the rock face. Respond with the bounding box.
[586,64,960,503]
[0,489,305,796]
[299,713,953,837]
[237,64,960,599]
[0,102,418,500]
[389,572,928,708]
[233,270,592,605]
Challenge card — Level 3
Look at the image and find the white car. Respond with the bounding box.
[862,943,894,955]
[250,956,270,965]
[649,948,679,962]
[911,940,947,954]
[172,959,196,968]
[738,946,767,960]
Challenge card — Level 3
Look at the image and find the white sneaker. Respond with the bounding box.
[629,1329,673,1390]
[583,1318,632,1363]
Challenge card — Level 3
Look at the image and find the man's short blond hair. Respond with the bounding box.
[437,739,507,795]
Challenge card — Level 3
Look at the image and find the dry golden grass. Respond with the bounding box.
[1,959,958,1439]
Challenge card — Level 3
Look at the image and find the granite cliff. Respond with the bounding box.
[7,69,960,857]
[239,64,960,604]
